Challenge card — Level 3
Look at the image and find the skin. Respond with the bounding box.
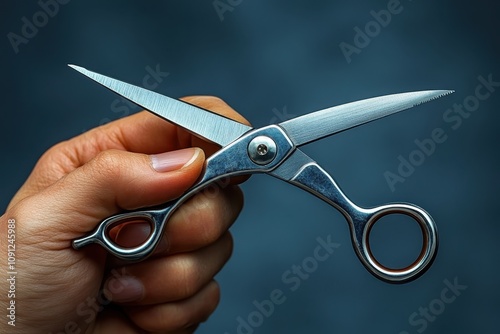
[0,96,250,333]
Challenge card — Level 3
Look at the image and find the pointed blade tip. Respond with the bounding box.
[279,89,455,146]
[68,64,87,73]
[67,65,251,146]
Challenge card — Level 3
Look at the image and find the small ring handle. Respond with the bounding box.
[72,208,169,261]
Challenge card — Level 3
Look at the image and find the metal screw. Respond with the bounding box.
[248,136,277,165]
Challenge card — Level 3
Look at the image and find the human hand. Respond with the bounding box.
[0,96,249,333]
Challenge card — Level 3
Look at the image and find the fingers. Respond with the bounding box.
[3,96,249,333]
[13,147,205,242]
[163,185,243,254]
[107,95,250,156]
[125,281,220,333]
[74,96,249,164]
[103,232,232,332]
[182,96,250,126]
[181,96,251,156]
[100,183,242,332]
[113,185,244,255]
[106,232,233,305]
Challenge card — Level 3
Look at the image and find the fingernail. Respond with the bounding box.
[151,147,200,172]
[107,276,144,303]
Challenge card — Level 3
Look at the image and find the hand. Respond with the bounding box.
[0,96,249,333]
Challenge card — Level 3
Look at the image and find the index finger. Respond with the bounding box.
[75,95,251,165]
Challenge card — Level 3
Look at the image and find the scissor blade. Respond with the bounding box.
[279,90,454,146]
[68,65,252,146]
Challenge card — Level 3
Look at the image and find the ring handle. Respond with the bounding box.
[288,161,438,283]
[72,207,171,261]
[353,204,438,283]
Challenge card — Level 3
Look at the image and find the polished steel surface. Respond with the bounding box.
[279,90,454,146]
[70,65,451,283]
[272,154,437,283]
[68,65,252,146]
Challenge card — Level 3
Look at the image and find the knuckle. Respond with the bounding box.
[177,192,224,245]
[34,141,71,172]
[87,149,123,180]
[174,186,242,248]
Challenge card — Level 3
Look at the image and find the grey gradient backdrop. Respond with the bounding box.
[1,1,499,333]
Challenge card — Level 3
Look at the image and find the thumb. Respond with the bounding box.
[16,147,204,240]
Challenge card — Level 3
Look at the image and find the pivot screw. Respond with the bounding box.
[257,144,268,155]
[248,136,277,165]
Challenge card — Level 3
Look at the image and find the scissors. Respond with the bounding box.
[69,65,452,283]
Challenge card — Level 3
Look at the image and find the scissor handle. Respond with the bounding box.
[290,162,438,283]
[72,126,297,261]
[72,206,174,260]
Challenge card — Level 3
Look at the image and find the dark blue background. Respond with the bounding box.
[1,1,499,333]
